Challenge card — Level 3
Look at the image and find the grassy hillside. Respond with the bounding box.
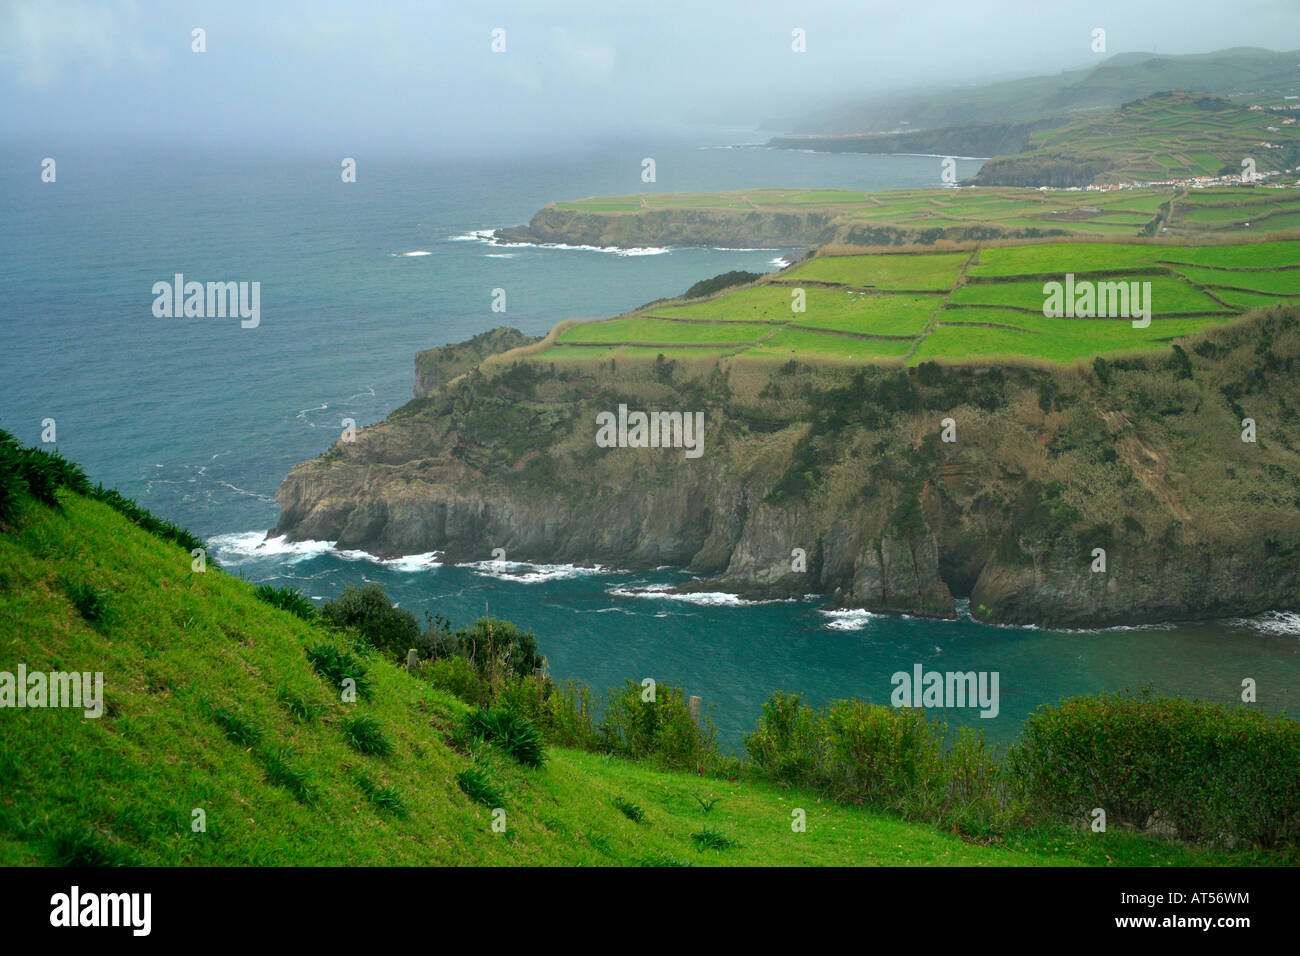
[531,238,1300,367]
[970,92,1300,187]
[789,47,1300,134]
[0,482,1279,866]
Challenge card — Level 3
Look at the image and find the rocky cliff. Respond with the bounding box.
[274,307,1300,628]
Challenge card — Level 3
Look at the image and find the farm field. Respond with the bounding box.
[537,238,1300,367]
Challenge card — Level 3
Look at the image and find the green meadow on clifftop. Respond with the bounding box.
[532,238,1300,367]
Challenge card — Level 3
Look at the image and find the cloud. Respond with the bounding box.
[0,0,151,86]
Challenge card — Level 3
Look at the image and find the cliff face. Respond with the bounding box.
[494,204,1071,251]
[494,206,839,249]
[274,307,1300,628]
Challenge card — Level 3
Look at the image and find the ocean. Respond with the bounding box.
[2,129,1295,751]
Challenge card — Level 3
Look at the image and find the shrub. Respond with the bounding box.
[456,764,506,808]
[339,713,393,757]
[455,617,544,680]
[683,270,761,300]
[746,693,1005,825]
[745,691,825,783]
[320,583,419,658]
[253,583,316,621]
[599,679,719,771]
[305,643,374,701]
[1007,691,1300,848]
[463,707,546,768]
[498,675,599,750]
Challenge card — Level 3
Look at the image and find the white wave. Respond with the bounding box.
[393,250,432,257]
[209,532,338,564]
[382,551,441,571]
[460,559,612,583]
[448,228,670,256]
[1235,610,1300,636]
[770,257,791,268]
[708,245,780,252]
[485,253,515,258]
[210,532,441,571]
[607,583,788,606]
[819,608,877,631]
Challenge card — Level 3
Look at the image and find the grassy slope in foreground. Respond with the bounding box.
[0,493,1255,867]
[536,238,1299,367]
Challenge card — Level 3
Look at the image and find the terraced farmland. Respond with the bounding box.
[533,239,1300,367]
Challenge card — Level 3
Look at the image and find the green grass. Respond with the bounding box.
[558,317,769,346]
[3,490,1265,866]
[1172,265,1300,296]
[951,276,1225,314]
[785,251,970,290]
[530,238,1292,368]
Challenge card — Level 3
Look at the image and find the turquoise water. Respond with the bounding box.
[2,132,1296,752]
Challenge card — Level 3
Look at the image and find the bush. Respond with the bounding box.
[746,693,1006,826]
[499,675,600,750]
[599,679,719,771]
[339,714,393,757]
[305,643,374,701]
[455,617,544,681]
[320,583,419,658]
[463,707,546,768]
[1007,691,1300,848]
[745,691,825,784]
[683,270,761,300]
[253,584,316,621]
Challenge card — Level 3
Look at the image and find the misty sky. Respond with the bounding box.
[2,0,1298,154]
